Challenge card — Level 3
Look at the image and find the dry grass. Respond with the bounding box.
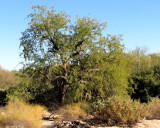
[0,101,47,127]
[56,102,90,121]
[0,111,5,127]
[146,97,160,119]
[94,96,147,126]
[94,96,160,126]
[0,96,159,127]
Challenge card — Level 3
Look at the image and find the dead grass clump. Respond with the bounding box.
[146,97,160,119]
[94,96,147,126]
[56,102,90,121]
[0,101,47,127]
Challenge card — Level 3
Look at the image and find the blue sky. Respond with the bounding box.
[0,0,160,70]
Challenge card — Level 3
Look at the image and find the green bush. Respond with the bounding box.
[6,70,59,108]
[6,81,33,102]
[128,64,160,102]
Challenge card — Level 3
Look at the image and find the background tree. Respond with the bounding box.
[0,66,19,89]
[128,64,160,102]
[149,53,160,67]
[128,47,160,102]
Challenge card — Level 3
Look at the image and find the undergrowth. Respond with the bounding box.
[94,96,147,126]
[0,101,47,127]
[0,97,159,127]
[56,102,90,121]
[146,97,160,119]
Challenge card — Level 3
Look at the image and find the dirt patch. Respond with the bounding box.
[133,119,160,128]
[42,119,160,128]
[41,113,160,128]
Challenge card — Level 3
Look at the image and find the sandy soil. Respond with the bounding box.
[133,119,160,128]
[42,119,160,128]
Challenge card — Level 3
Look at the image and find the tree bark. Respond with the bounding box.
[60,84,69,105]
[59,62,69,105]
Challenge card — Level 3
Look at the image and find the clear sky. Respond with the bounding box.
[0,0,160,71]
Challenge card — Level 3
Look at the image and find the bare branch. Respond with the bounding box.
[88,68,100,72]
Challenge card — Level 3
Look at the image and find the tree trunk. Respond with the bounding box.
[60,84,69,105]
[59,62,70,105]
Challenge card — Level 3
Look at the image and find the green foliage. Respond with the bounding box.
[127,47,160,102]
[149,53,160,67]
[0,66,20,105]
[128,47,160,73]
[6,69,53,103]
[20,5,106,65]
[128,64,160,102]
[19,5,130,104]
[7,81,33,102]
[67,38,130,102]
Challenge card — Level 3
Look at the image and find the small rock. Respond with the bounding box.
[42,114,50,120]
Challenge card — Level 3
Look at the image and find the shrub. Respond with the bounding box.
[6,76,53,103]
[128,64,160,103]
[94,96,147,126]
[0,101,47,127]
[6,80,36,102]
[56,102,90,121]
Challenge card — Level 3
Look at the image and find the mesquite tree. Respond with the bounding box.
[20,5,129,104]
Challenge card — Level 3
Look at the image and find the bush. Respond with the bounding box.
[6,76,53,103]
[0,101,47,127]
[56,102,90,121]
[128,64,160,103]
[94,96,147,126]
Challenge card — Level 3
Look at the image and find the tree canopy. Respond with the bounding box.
[20,5,130,104]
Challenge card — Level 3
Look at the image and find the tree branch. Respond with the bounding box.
[43,25,59,51]
[49,37,59,51]
[39,70,52,81]
[52,75,66,81]
[75,38,88,50]
[88,68,100,72]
